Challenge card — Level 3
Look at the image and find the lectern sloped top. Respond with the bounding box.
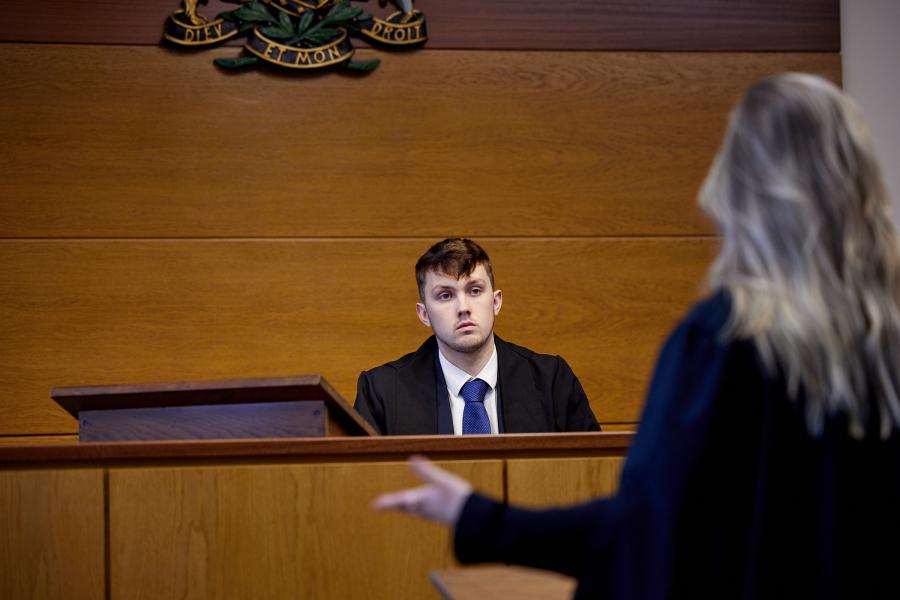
[52,375,377,442]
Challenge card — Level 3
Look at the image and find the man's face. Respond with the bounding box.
[416,264,502,355]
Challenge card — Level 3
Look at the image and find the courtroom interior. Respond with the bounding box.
[1,1,898,598]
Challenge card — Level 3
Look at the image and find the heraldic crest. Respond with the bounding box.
[163,0,427,72]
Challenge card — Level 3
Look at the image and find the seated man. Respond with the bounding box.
[354,238,600,435]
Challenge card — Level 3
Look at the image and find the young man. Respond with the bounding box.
[354,238,600,435]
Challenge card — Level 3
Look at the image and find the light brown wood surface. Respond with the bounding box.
[597,423,639,433]
[108,460,503,600]
[0,238,714,435]
[0,438,630,599]
[0,468,105,599]
[431,566,577,600]
[0,435,78,445]
[0,45,838,238]
[507,457,626,507]
[0,42,840,439]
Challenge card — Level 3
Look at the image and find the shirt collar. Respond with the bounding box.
[437,343,498,396]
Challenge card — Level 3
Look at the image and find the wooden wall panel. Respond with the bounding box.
[109,460,503,599]
[0,469,105,600]
[419,0,839,51]
[0,0,839,50]
[0,238,715,435]
[507,457,625,507]
[0,435,78,446]
[0,2,843,441]
[0,45,840,238]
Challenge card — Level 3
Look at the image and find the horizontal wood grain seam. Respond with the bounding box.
[0,235,719,242]
[0,41,840,54]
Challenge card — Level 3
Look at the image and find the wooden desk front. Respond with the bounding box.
[0,433,630,600]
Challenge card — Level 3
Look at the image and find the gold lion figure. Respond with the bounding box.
[182,0,208,26]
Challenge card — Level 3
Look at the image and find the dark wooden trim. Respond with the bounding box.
[78,401,328,441]
[53,374,332,416]
[52,374,377,438]
[0,432,633,465]
[420,0,840,51]
[0,0,839,50]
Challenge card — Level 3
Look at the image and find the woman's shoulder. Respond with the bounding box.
[678,289,733,337]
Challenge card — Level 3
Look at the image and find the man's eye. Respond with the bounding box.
[437,292,451,300]
[470,288,482,295]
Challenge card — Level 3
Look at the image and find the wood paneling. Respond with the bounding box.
[0,468,105,600]
[0,0,839,50]
[0,434,77,445]
[0,45,839,238]
[507,457,625,507]
[0,5,843,441]
[421,0,839,51]
[432,566,576,600]
[0,238,714,435]
[109,460,503,599]
[598,423,638,433]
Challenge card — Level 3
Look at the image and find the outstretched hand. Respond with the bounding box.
[372,455,473,525]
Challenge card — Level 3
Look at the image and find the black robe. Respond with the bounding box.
[454,291,900,599]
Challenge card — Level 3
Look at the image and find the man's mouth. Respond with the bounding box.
[456,321,476,331]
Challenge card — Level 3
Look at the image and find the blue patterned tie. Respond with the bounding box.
[460,378,491,434]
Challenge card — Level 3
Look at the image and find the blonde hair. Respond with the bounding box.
[700,73,900,438]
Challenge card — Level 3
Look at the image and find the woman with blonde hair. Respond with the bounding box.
[373,74,900,599]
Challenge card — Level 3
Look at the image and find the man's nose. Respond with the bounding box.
[456,294,471,314]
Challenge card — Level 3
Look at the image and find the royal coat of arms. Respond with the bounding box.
[163,0,427,72]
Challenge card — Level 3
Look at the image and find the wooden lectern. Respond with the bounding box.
[51,375,377,441]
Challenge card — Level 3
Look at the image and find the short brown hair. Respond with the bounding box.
[415,238,495,300]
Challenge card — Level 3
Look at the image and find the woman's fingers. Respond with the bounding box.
[372,486,429,511]
[371,456,475,525]
[408,455,462,488]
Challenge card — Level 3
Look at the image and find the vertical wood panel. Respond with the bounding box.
[0,469,105,600]
[109,460,503,599]
[507,457,625,507]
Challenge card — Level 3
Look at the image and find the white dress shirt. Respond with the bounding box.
[438,345,500,435]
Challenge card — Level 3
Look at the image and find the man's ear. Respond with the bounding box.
[416,302,431,327]
[493,289,503,316]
